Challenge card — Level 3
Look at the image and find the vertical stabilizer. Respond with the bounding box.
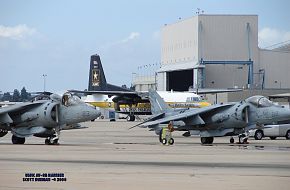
[88,54,107,91]
[149,90,172,114]
[88,54,132,92]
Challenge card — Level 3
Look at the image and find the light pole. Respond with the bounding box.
[42,74,47,92]
[131,72,136,89]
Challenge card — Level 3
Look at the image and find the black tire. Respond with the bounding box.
[53,139,59,145]
[270,137,277,140]
[286,130,290,140]
[207,137,214,144]
[168,138,174,145]
[130,115,135,121]
[159,129,163,143]
[45,139,50,145]
[161,138,167,145]
[127,115,135,121]
[201,137,207,144]
[12,135,25,144]
[230,137,235,144]
[201,137,213,144]
[254,130,263,140]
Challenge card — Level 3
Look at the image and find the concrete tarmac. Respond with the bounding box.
[1,120,290,190]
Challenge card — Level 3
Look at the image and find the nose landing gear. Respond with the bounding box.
[45,135,59,145]
[45,128,60,145]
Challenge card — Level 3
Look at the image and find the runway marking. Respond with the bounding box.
[1,158,290,170]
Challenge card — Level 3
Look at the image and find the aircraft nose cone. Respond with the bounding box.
[92,107,101,119]
[282,107,290,119]
[277,107,290,121]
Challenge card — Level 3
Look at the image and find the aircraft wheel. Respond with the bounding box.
[52,139,59,145]
[45,139,50,145]
[12,135,25,144]
[127,115,135,121]
[270,137,277,140]
[230,137,235,144]
[159,129,163,143]
[207,137,214,144]
[201,137,207,144]
[168,138,174,145]
[161,138,167,145]
[254,130,263,140]
[238,134,248,144]
[286,130,290,140]
[201,137,213,144]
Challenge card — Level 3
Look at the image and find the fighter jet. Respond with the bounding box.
[0,92,101,145]
[133,90,290,145]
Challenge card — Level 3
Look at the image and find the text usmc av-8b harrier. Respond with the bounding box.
[0,93,100,145]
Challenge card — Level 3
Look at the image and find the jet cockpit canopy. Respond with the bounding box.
[246,96,274,107]
[62,93,84,106]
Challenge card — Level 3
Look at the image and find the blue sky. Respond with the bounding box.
[0,0,290,93]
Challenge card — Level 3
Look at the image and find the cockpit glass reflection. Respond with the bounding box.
[247,96,273,107]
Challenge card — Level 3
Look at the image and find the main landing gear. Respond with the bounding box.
[127,115,136,121]
[200,137,214,144]
[12,135,25,144]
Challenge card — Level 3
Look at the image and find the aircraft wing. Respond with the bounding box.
[69,89,139,96]
[190,88,243,94]
[0,102,43,124]
[129,112,165,129]
[137,103,233,128]
[69,90,150,104]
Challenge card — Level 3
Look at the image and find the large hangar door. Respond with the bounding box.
[167,69,193,91]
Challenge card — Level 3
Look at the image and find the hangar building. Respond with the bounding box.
[133,14,290,92]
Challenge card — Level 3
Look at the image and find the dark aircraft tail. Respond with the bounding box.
[88,54,130,91]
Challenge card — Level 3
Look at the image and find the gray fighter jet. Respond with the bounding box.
[0,92,101,145]
[133,90,290,145]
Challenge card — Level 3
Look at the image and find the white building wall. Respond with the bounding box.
[199,15,258,61]
[259,49,290,88]
[161,16,199,66]
[199,15,259,88]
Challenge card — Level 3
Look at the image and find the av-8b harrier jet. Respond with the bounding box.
[0,92,100,145]
[134,90,290,145]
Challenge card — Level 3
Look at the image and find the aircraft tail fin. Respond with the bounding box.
[149,90,172,115]
[88,54,107,91]
[88,54,131,91]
